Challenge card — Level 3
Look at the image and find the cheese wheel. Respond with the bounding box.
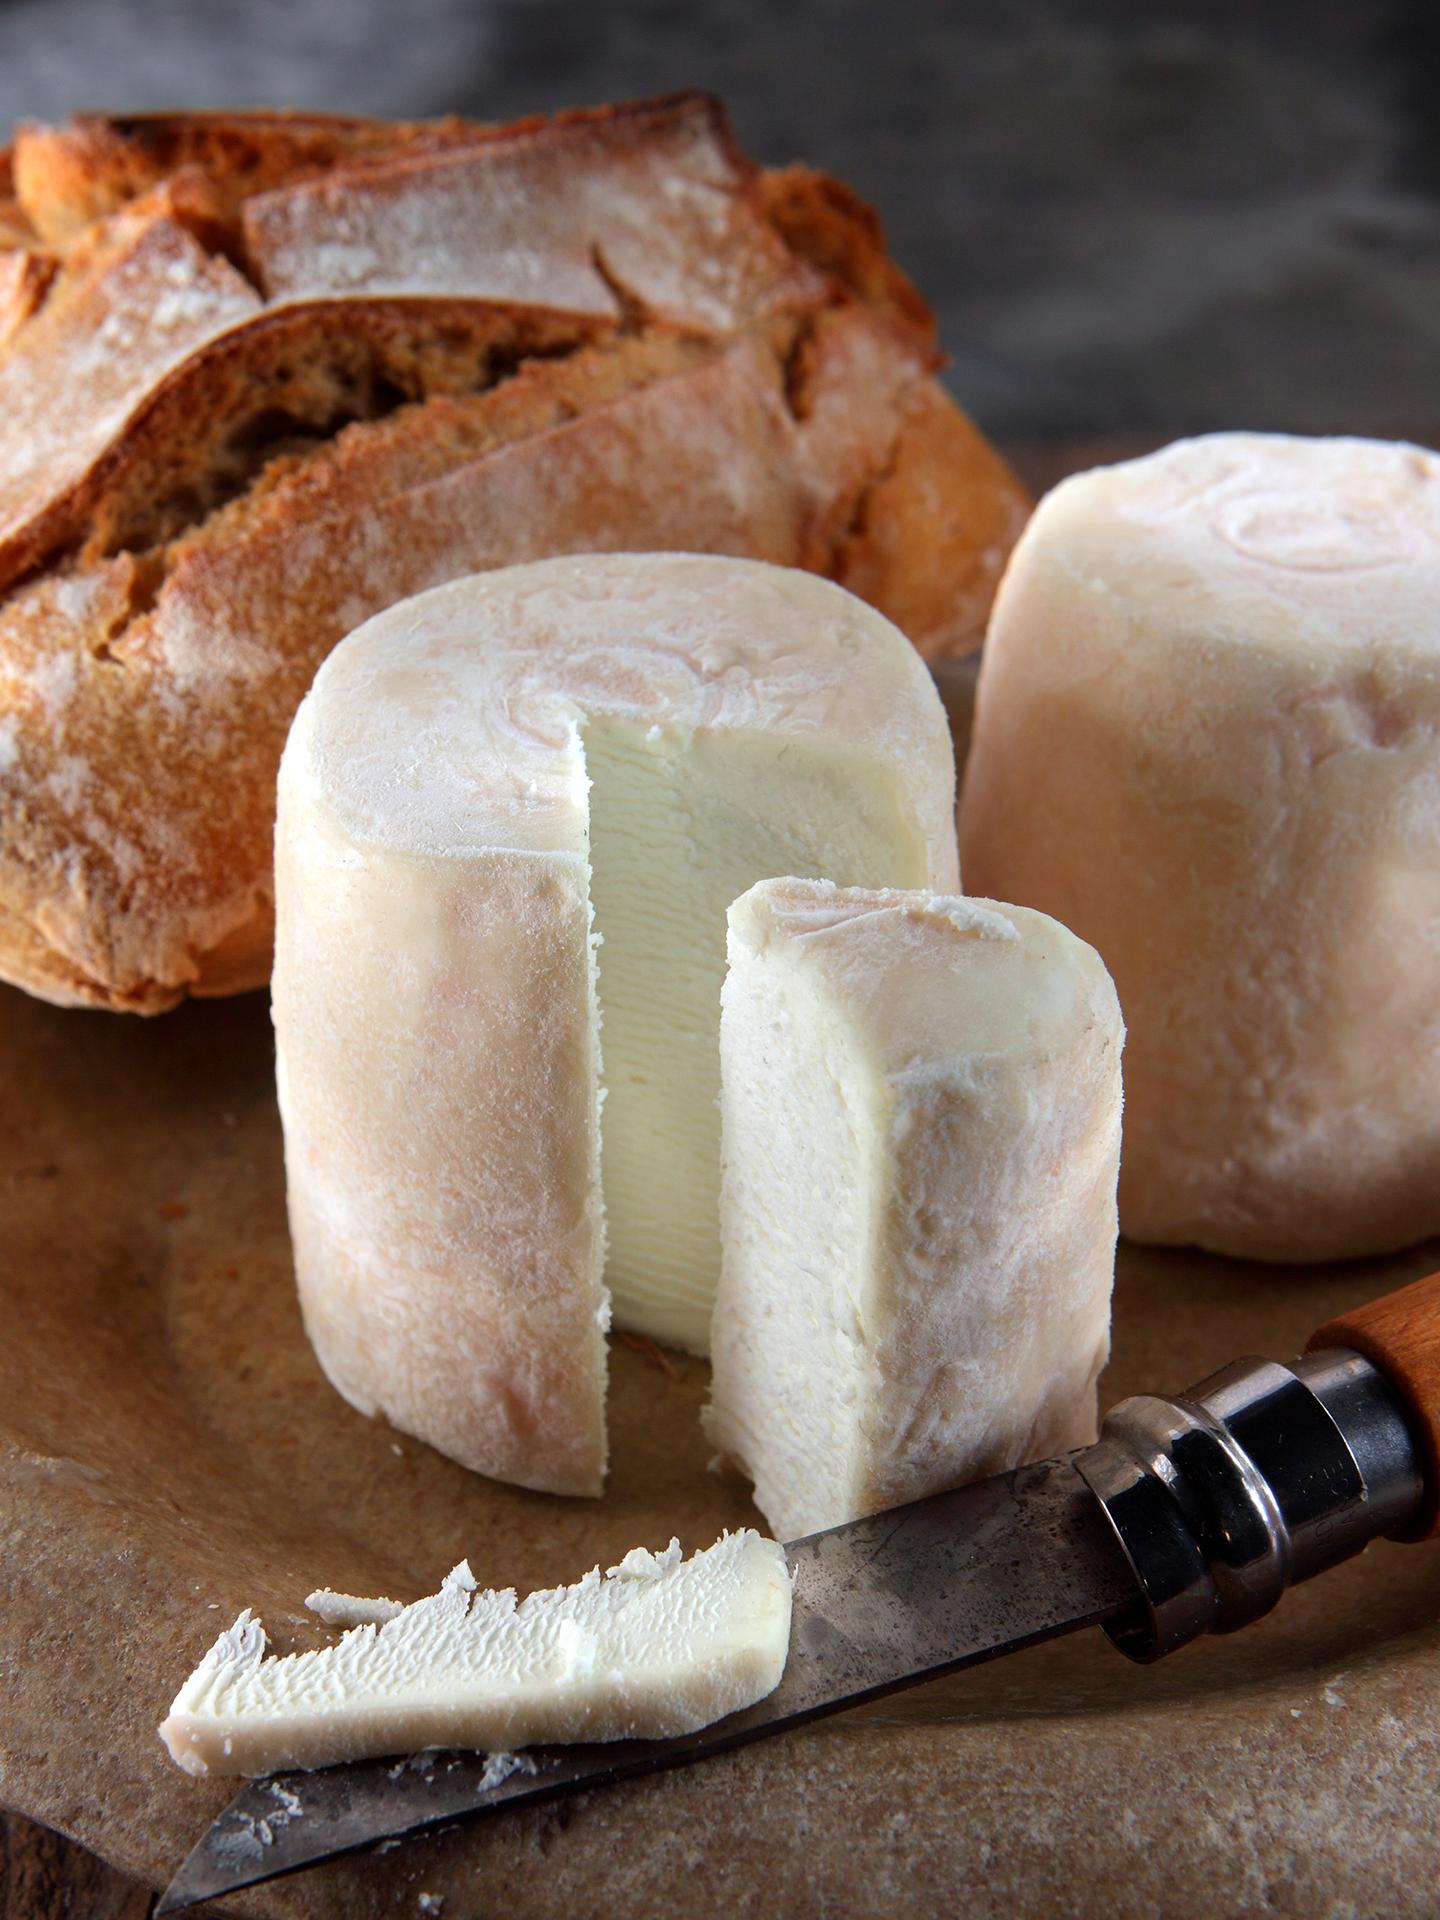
[708,880,1122,1539]
[960,433,1440,1261]
[273,554,958,1494]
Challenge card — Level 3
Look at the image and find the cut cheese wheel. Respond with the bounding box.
[160,1530,791,1776]
[708,880,1122,1540]
[273,554,958,1493]
[960,432,1440,1261]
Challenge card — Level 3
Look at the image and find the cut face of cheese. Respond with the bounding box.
[708,881,1123,1541]
[160,1529,792,1777]
[959,432,1440,1261]
[273,554,957,1492]
[586,720,939,1348]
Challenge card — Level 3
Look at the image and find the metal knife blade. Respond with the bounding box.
[156,1453,1137,1913]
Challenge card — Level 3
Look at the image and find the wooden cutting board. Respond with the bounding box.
[5,946,1440,1920]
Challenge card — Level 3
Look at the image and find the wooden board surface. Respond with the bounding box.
[6,893,1440,1920]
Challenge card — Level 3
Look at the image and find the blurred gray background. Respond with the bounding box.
[2,0,1437,443]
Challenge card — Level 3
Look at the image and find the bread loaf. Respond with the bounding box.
[0,96,1028,1013]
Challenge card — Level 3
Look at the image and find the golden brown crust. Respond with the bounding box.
[0,196,264,588]
[46,295,614,572]
[834,380,1033,661]
[0,144,25,238]
[0,146,55,342]
[760,164,936,354]
[0,892,135,1009]
[0,250,54,348]
[12,108,474,247]
[0,95,1028,1014]
[0,96,810,599]
[11,94,741,254]
[0,201,36,248]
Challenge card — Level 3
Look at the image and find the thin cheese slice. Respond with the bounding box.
[708,881,1124,1540]
[160,1530,792,1777]
[273,553,957,1494]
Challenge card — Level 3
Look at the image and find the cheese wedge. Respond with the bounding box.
[160,1530,792,1776]
[273,554,957,1493]
[708,881,1123,1540]
[960,433,1440,1261]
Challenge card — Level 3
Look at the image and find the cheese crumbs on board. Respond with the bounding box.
[160,1530,792,1777]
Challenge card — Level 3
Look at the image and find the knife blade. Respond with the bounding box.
[158,1264,1440,1915]
[156,1454,1134,1913]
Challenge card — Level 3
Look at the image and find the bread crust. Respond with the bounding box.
[0,94,1028,1013]
[11,108,480,244]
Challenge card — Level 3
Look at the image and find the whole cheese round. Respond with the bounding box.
[274,553,958,1493]
[960,433,1440,1262]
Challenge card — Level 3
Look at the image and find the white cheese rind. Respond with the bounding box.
[273,553,957,1489]
[274,807,607,1496]
[960,432,1440,1261]
[708,881,1123,1540]
[160,1531,792,1777]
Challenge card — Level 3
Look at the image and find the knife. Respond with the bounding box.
[158,1265,1440,1914]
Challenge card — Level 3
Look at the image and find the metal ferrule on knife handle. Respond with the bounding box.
[1075,1265,1440,1663]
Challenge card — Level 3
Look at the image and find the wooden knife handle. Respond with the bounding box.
[1308,1268,1440,1541]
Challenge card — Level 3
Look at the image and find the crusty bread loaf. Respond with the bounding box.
[0,96,1028,1013]
[0,148,52,343]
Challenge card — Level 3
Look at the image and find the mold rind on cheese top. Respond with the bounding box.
[160,1528,792,1777]
[709,879,1123,1541]
[274,554,957,1493]
[960,432,1440,1262]
[1030,433,1440,657]
[291,552,956,861]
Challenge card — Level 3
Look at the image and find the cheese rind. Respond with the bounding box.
[160,1530,792,1776]
[274,813,607,1496]
[273,553,957,1489]
[959,433,1440,1260]
[708,880,1123,1541]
